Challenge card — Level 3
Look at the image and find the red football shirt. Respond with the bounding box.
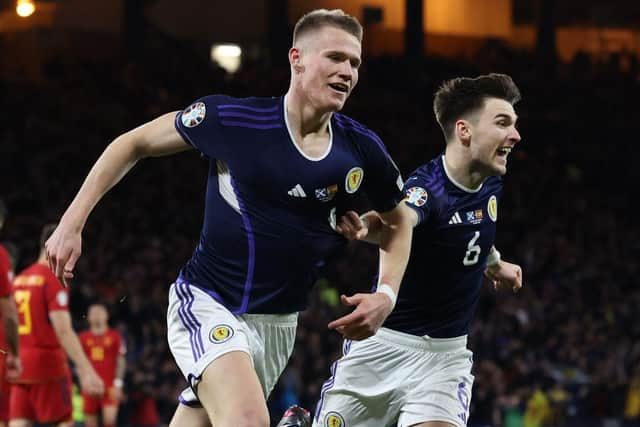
[79,328,125,385]
[12,263,70,383]
[0,244,13,385]
[0,245,11,298]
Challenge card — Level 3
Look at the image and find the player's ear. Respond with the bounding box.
[455,120,472,146]
[289,47,304,74]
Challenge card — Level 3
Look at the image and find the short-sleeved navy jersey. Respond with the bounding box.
[383,156,502,338]
[174,95,403,314]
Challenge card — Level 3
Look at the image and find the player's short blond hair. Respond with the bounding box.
[293,9,363,45]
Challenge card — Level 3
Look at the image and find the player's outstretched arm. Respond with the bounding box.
[0,295,21,379]
[376,202,417,302]
[329,203,417,340]
[50,310,105,397]
[112,352,126,401]
[46,112,191,285]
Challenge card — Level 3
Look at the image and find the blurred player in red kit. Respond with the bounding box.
[8,224,103,427]
[79,303,126,427]
[0,199,20,427]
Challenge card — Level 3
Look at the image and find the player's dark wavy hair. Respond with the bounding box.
[433,73,521,141]
[293,9,363,44]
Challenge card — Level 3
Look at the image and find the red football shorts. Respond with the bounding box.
[0,356,9,422]
[9,375,72,423]
[0,386,8,422]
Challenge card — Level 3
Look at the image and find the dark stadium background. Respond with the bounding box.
[1,1,638,426]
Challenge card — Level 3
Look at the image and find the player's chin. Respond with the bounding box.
[484,165,506,178]
[328,98,347,112]
[490,159,508,176]
[327,92,349,110]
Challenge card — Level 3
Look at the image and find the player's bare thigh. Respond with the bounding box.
[171,351,269,427]
[169,404,209,427]
[102,404,119,426]
[8,419,32,427]
[83,414,98,427]
[8,421,71,427]
[411,422,458,427]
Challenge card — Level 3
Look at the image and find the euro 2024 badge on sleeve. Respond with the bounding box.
[406,186,428,207]
[182,102,206,128]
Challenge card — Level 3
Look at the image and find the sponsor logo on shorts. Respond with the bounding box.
[181,102,206,128]
[406,186,428,207]
[209,324,234,343]
[488,195,498,222]
[325,412,345,427]
[345,167,363,194]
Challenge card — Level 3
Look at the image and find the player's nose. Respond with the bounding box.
[509,126,521,143]
[337,60,353,82]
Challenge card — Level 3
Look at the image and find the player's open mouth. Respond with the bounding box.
[496,147,512,157]
[328,83,349,93]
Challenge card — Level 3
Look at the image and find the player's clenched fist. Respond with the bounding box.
[336,210,369,241]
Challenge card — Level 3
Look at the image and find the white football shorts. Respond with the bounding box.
[313,327,474,427]
[166,282,298,406]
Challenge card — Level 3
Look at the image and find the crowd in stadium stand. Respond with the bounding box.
[1,36,639,427]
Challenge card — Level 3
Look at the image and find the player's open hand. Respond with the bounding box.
[45,223,82,287]
[335,211,368,241]
[484,260,522,293]
[5,353,22,380]
[79,366,105,397]
[328,293,394,340]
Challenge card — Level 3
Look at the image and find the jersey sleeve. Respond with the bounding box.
[115,331,126,356]
[174,95,229,160]
[45,273,69,312]
[402,172,435,226]
[0,246,12,297]
[359,133,404,213]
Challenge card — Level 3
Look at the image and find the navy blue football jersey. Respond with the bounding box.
[383,156,502,337]
[174,95,403,314]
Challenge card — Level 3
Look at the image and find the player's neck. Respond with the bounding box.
[37,252,48,266]
[90,326,107,335]
[443,151,485,191]
[285,91,332,137]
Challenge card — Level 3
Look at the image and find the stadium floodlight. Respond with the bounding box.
[210,44,242,74]
[16,0,35,17]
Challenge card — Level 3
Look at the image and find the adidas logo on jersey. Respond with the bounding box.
[448,212,462,224]
[287,184,307,198]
